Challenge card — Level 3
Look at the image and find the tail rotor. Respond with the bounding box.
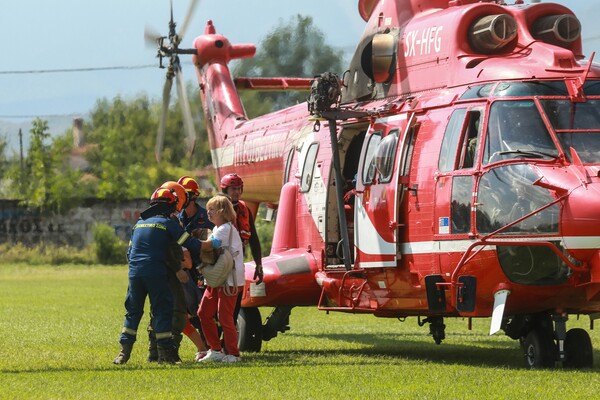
[148,0,200,163]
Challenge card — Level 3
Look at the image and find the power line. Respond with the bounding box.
[0,113,83,119]
[0,64,157,75]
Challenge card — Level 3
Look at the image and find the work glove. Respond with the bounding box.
[176,269,189,284]
[253,264,264,285]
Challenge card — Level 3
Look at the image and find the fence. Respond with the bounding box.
[0,198,207,248]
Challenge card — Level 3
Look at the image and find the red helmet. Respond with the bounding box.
[220,173,244,190]
[150,187,177,206]
[177,176,200,197]
[159,181,187,212]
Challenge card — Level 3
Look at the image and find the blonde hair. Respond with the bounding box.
[206,194,236,222]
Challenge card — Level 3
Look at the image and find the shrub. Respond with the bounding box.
[92,223,127,265]
[0,242,95,265]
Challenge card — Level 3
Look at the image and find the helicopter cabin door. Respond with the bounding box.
[355,113,415,268]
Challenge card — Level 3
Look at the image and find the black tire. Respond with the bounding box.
[238,307,262,352]
[523,329,556,369]
[564,328,593,369]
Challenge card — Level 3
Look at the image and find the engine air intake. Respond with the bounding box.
[532,14,581,47]
[469,14,517,54]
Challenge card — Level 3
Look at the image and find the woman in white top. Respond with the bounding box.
[197,194,245,363]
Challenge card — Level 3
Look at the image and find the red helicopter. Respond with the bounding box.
[153,0,600,368]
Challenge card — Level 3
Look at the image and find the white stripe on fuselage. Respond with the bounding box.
[399,236,600,255]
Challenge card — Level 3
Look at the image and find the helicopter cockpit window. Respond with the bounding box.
[362,132,382,185]
[476,164,559,235]
[483,100,559,165]
[476,164,565,286]
[300,142,319,192]
[460,83,495,100]
[584,81,600,95]
[493,81,568,97]
[375,130,399,183]
[540,99,600,163]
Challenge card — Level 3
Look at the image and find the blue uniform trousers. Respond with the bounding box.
[119,275,174,347]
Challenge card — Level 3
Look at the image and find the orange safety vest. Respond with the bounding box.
[233,200,251,242]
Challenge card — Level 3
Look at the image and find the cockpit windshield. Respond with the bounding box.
[483,100,559,165]
[539,99,600,163]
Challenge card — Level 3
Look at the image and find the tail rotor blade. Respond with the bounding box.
[174,66,197,160]
[144,24,162,47]
[177,0,199,42]
[156,76,174,162]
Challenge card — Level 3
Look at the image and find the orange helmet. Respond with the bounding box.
[159,181,187,212]
[177,176,200,197]
[220,173,244,190]
[150,187,177,206]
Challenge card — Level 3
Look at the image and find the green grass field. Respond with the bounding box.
[1,264,600,399]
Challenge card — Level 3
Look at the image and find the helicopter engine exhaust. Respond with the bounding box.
[469,14,517,53]
[532,14,581,48]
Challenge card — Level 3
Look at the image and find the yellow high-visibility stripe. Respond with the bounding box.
[134,223,167,230]
[177,231,190,245]
[155,331,173,340]
[122,327,137,336]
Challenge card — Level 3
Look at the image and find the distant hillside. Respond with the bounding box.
[0,115,85,155]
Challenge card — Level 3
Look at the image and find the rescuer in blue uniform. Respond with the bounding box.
[113,185,201,365]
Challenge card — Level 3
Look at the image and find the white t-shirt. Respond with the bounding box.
[210,222,245,287]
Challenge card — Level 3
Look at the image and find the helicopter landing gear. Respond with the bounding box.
[419,316,446,345]
[237,307,262,352]
[563,328,593,369]
[506,312,595,369]
[522,327,556,368]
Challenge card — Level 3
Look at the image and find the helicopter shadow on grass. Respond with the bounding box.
[256,332,600,371]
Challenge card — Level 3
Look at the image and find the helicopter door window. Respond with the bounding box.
[400,125,416,177]
[284,147,295,184]
[438,108,467,172]
[300,142,319,192]
[451,176,473,234]
[375,130,399,183]
[458,111,481,169]
[362,132,382,185]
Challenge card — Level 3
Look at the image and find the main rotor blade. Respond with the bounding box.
[156,76,174,163]
[177,0,199,42]
[174,66,197,159]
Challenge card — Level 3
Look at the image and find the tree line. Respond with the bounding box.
[0,15,344,213]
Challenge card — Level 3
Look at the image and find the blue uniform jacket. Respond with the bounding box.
[178,202,214,233]
[127,215,201,278]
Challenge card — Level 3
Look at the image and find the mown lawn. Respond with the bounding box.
[1,264,599,399]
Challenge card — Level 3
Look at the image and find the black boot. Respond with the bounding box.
[147,330,159,362]
[157,346,182,364]
[173,333,183,352]
[113,343,133,365]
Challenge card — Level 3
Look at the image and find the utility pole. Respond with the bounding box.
[19,128,24,190]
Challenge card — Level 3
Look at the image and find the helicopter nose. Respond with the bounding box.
[561,182,600,261]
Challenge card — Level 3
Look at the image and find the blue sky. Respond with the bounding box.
[0,0,597,123]
[0,0,363,121]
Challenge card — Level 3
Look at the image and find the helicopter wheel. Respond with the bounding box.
[563,328,593,369]
[238,307,263,352]
[523,328,556,369]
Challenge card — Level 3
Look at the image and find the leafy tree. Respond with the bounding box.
[4,119,92,212]
[20,119,52,209]
[234,15,345,110]
[46,133,93,212]
[84,96,191,200]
